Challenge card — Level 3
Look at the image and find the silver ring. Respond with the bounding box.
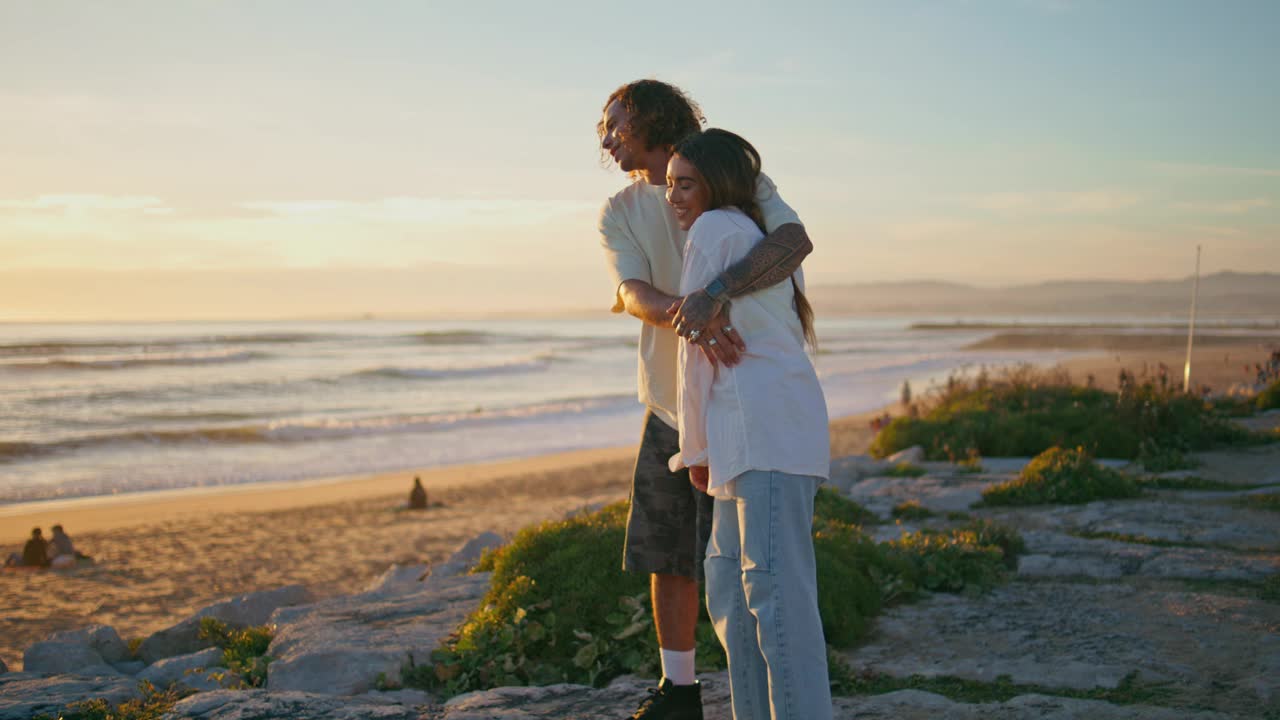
[723,325,734,333]
[707,338,718,346]
[688,329,702,342]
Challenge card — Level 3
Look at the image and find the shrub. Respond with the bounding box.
[891,501,934,520]
[885,462,927,478]
[870,366,1259,461]
[1258,380,1280,411]
[196,618,274,688]
[981,446,1141,506]
[814,486,879,528]
[422,496,1021,698]
[33,681,189,720]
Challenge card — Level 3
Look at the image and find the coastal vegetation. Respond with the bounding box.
[416,492,1024,697]
[33,682,188,720]
[981,446,1142,506]
[196,618,275,689]
[869,366,1265,464]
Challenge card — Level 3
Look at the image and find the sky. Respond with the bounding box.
[2,0,1278,321]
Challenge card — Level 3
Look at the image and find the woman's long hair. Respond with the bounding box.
[673,129,817,348]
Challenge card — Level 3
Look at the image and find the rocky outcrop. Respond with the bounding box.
[138,585,315,664]
[265,536,497,695]
[22,625,130,675]
[164,688,428,720]
[0,673,140,720]
[137,647,224,692]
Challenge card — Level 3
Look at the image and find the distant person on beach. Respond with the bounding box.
[5,528,50,568]
[408,476,428,510]
[666,129,832,720]
[597,79,813,719]
[46,524,81,569]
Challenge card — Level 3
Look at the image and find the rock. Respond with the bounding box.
[138,646,224,692]
[827,454,890,492]
[111,660,146,675]
[0,658,6,673]
[23,642,105,675]
[50,625,130,664]
[846,475,990,518]
[0,673,140,720]
[266,572,489,695]
[1015,530,1280,582]
[138,584,314,664]
[165,689,425,719]
[364,564,431,596]
[887,446,925,465]
[841,579,1280,713]
[23,624,131,675]
[431,531,505,579]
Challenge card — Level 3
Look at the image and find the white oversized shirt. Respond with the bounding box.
[598,175,801,429]
[667,208,830,496]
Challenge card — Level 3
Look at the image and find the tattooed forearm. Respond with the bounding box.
[720,223,812,297]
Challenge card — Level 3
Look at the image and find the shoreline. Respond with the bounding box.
[1,344,1272,671]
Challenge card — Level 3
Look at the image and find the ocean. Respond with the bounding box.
[0,317,1080,506]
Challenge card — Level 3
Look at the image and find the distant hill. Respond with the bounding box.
[807,272,1280,318]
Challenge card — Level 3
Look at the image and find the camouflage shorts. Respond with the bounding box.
[623,411,714,580]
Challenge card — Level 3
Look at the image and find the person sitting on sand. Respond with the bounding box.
[47,524,81,569]
[408,476,428,510]
[5,528,51,568]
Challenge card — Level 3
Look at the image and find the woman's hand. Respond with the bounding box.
[689,465,709,493]
[667,300,745,367]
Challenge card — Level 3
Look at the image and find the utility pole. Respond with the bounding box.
[1183,245,1201,394]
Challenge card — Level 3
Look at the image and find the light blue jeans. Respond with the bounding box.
[704,470,832,720]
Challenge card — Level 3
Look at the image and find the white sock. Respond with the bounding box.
[660,648,697,686]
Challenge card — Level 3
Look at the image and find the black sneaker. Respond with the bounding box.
[628,678,703,719]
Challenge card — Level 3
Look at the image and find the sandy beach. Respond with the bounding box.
[1,342,1273,671]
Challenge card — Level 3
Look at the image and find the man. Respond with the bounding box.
[597,79,813,720]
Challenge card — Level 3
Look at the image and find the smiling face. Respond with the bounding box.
[665,154,710,231]
[599,99,652,175]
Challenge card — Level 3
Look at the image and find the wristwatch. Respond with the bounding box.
[703,277,730,303]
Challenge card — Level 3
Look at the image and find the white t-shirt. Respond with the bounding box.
[667,208,830,495]
[598,174,802,429]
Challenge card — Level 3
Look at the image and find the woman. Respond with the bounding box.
[666,129,832,720]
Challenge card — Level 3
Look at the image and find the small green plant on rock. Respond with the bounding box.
[885,462,927,478]
[891,501,934,520]
[196,617,274,688]
[33,681,189,720]
[981,446,1142,506]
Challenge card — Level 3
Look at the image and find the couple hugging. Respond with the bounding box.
[598,80,832,720]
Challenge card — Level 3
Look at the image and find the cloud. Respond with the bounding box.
[238,196,596,226]
[1171,198,1273,214]
[1153,162,1280,179]
[970,190,1142,214]
[0,194,171,213]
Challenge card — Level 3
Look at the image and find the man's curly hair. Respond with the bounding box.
[598,80,705,162]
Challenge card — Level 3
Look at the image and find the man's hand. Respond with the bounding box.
[689,465,709,493]
[667,300,745,367]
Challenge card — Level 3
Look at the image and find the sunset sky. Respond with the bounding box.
[2,1,1277,320]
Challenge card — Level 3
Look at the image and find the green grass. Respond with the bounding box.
[885,462,927,478]
[420,495,1024,698]
[870,365,1262,462]
[1262,575,1280,603]
[981,446,1142,506]
[891,501,935,520]
[1257,380,1280,411]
